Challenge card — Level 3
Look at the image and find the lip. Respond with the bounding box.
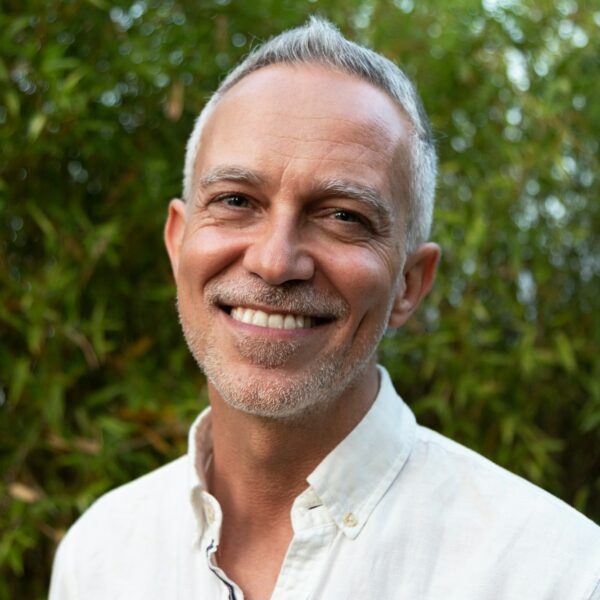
[218,301,331,320]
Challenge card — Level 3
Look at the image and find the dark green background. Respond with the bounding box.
[1,1,599,597]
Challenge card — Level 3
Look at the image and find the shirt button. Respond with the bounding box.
[205,504,215,524]
[343,512,358,527]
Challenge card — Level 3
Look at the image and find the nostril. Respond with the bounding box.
[241,226,315,285]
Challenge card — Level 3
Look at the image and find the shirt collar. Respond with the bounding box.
[187,366,416,540]
[187,406,213,536]
[307,366,416,539]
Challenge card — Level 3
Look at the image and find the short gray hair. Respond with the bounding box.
[182,17,436,253]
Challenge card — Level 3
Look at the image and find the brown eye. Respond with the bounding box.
[220,194,250,208]
[333,210,364,224]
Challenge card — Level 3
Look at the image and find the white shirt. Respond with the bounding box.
[50,367,600,599]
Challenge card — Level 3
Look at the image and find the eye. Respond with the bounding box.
[332,209,366,225]
[204,192,258,224]
[218,193,250,208]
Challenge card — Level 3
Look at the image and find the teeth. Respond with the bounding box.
[229,307,314,329]
[268,314,283,328]
[252,310,268,327]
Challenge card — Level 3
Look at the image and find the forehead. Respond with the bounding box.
[194,64,410,197]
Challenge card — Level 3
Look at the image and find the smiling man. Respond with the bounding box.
[50,18,600,600]
[167,62,427,425]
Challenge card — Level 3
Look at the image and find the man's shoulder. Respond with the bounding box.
[416,426,597,520]
[374,424,600,598]
[50,456,193,599]
[410,425,600,550]
[67,455,190,543]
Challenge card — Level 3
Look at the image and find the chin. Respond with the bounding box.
[204,355,352,422]
[203,344,382,423]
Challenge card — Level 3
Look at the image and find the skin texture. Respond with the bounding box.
[164,64,439,600]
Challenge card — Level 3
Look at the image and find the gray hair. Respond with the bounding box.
[182,17,436,253]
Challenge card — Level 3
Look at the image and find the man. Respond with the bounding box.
[50,17,600,600]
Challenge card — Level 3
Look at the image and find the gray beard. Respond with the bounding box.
[202,343,356,421]
[176,278,389,422]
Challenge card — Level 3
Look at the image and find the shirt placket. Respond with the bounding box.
[199,492,245,600]
[270,489,339,600]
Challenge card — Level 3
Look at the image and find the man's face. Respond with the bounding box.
[166,64,419,420]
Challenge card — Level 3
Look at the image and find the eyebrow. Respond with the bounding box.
[198,166,265,189]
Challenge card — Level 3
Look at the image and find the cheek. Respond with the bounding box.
[178,228,245,286]
[329,250,398,318]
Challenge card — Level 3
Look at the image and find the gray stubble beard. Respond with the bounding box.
[176,278,391,422]
[178,305,362,422]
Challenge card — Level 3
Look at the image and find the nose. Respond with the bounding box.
[242,214,315,285]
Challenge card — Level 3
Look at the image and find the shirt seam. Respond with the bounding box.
[353,434,414,528]
[584,573,600,600]
[349,411,416,534]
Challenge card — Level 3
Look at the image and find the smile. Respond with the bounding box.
[230,307,315,329]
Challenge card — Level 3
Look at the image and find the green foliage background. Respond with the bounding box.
[1,0,599,597]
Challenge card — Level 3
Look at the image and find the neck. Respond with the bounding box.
[206,364,379,525]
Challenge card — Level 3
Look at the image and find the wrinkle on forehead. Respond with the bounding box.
[202,112,399,165]
[260,112,399,149]
[261,132,394,164]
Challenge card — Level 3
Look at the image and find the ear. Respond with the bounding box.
[388,242,440,329]
[164,199,187,279]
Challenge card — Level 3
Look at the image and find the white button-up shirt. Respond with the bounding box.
[50,367,600,599]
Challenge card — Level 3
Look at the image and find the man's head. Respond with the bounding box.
[165,18,439,421]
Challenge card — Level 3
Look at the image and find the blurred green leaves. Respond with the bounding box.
[1,0,599,598]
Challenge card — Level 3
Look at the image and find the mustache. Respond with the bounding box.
[205,278,349,320]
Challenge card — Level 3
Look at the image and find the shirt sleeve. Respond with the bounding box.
[48,531,77,600]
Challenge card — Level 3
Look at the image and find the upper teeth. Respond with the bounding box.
[230,307,314,329]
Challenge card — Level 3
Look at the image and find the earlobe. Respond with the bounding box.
[164,199,187,279]
[388,243,440,329]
